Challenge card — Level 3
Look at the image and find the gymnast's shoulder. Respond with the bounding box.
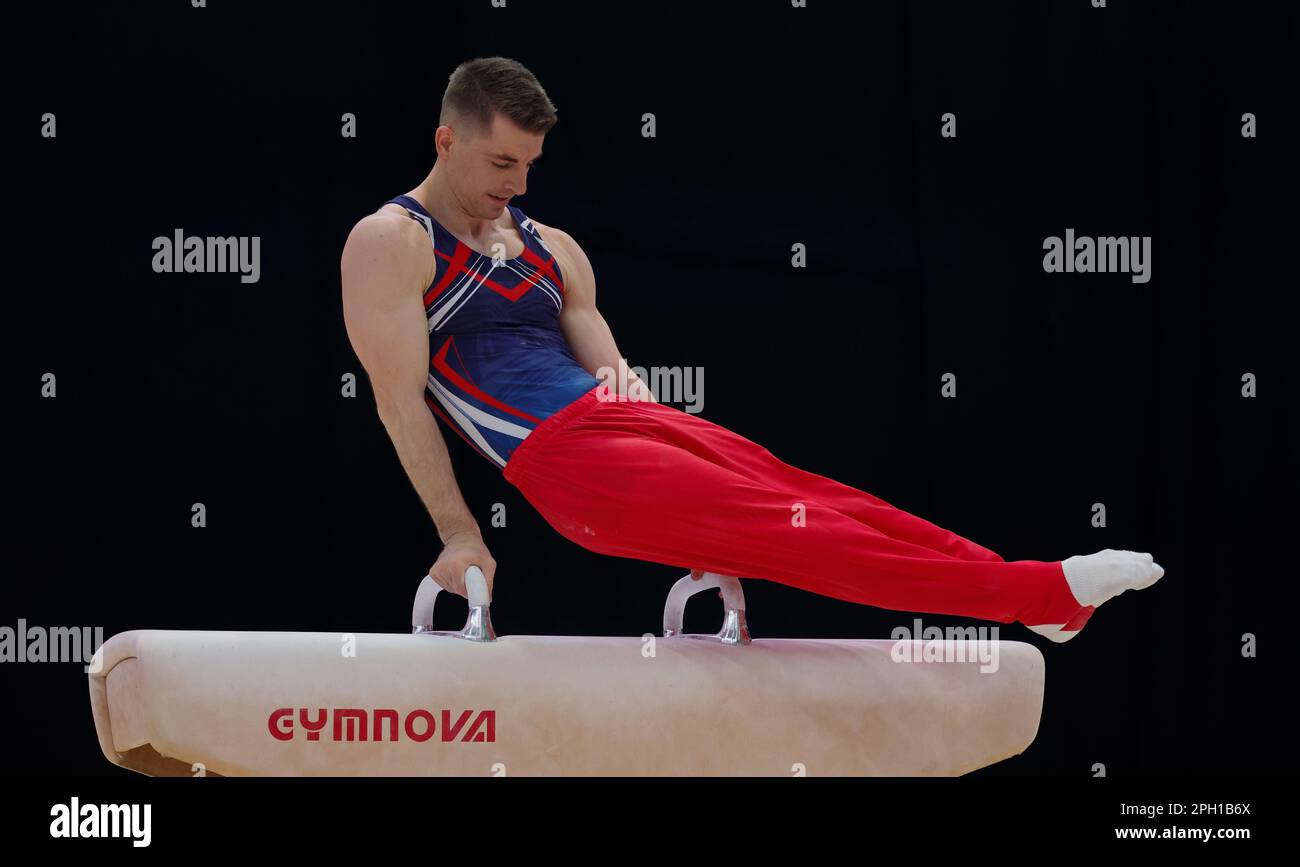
[340,206,437,299]
[530,219,596,301]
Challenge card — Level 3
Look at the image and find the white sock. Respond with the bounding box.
[1061,549,1165,609]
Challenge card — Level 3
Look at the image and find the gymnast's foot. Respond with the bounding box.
[1027,549,1166,643]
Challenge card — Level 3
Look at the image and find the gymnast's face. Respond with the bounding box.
[441,111,543,219]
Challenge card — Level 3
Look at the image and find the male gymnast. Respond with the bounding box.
[340,57,1164,642]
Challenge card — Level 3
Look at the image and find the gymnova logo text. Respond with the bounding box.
[268,707,496,742]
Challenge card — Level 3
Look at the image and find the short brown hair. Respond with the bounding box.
[440,57,558,138]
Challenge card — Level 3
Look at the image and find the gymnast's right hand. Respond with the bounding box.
[429,529,497,599]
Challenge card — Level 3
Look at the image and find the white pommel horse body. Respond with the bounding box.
[87,568,1047,776]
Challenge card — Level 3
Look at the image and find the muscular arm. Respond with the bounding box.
[542,225,655,402]
[340,212,482,544]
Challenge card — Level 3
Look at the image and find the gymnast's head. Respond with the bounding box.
[435,57,556,217]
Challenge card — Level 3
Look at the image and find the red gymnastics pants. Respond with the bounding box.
[502,386,1088,629]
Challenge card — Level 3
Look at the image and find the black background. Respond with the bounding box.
[5,0,1296,784]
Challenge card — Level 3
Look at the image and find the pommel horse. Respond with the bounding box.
[88,567,1045,776]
